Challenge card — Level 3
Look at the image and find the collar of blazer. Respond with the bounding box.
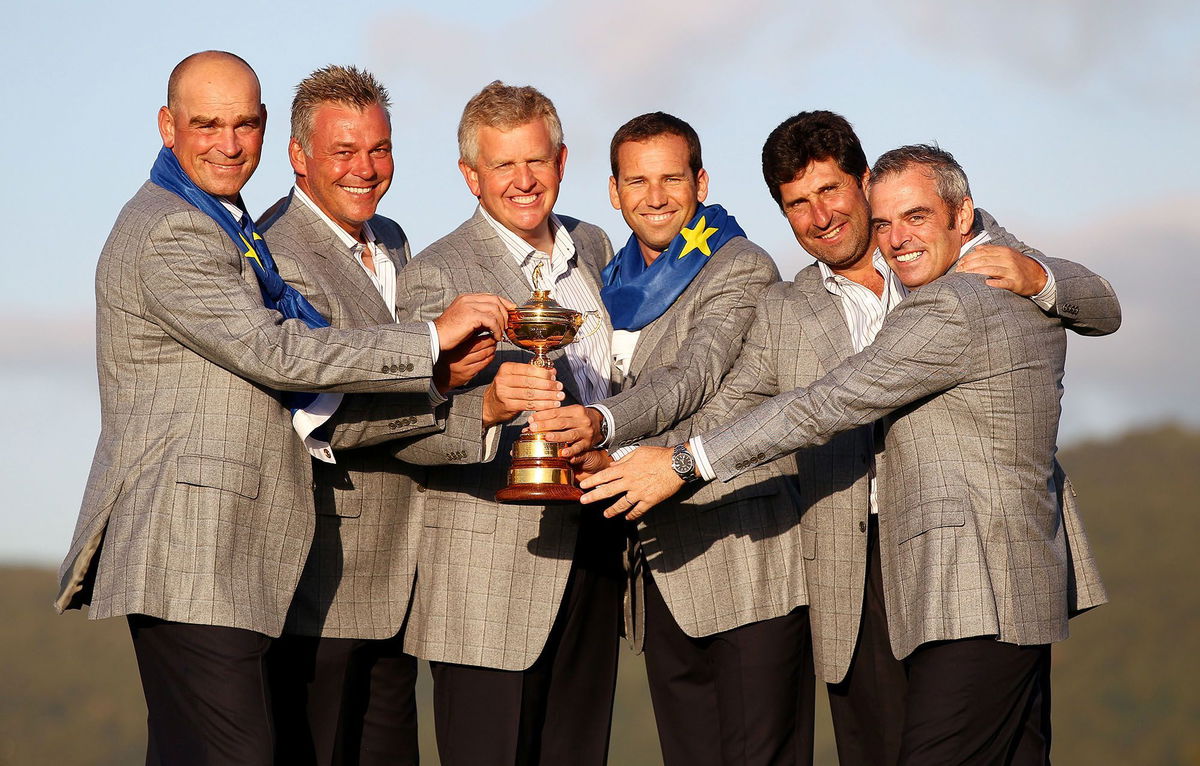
[272,191,396,325]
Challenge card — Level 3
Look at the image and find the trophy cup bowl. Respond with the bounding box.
[496,288,596,504]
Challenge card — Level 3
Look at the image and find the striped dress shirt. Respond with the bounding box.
[478,205,612,405]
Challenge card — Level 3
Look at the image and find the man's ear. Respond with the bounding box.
[459,159,482,198]
[288,138,308,177]
[956,197,975,235]
[695,168,710,204]
[608,175,620,210]
[158,106,175,148]
[555,143,568,180]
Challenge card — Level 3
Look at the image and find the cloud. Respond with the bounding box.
[1018,195,1200,441]
[0,312,94,372]
[877,0,1200,102]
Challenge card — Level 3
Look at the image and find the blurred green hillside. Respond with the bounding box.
[2,425,1196,765]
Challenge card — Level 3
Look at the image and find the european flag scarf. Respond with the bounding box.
[149,146,327,414]
[601,203,745,331]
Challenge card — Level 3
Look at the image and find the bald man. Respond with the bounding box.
[54,51,509,766]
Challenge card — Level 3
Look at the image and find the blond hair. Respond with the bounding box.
[457,80,563,166]
[291,65,392,153]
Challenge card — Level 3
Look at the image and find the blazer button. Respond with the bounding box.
[406,362,414,371]
[380,365,389,373]
[416,484,426,493]
[859,520,867,533]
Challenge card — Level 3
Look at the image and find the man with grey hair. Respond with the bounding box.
[259,64,501,766]
[392,80,624,766]
[55,52,511,766]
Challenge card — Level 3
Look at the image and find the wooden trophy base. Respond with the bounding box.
[495,482,583,503]
[495,434,582,504]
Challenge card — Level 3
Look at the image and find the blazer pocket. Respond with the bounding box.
[895,498,965,544]
[176,455,261,499]
[801,526,817,560]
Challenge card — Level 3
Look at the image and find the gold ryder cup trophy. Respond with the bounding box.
[496,267,598,503]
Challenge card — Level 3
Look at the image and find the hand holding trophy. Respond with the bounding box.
[496,264,600,503]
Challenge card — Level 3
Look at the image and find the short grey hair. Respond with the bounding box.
[870,144,972,225]
[291,65,392,153]
[457,80,563,166]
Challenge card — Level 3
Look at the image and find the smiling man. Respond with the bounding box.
[389,81,623,766]
[581,143,1121,764]
[54,52,511,766]
[257,65,501,766]
[535,112,812,765]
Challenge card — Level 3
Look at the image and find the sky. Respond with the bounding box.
[1,0,1196,563]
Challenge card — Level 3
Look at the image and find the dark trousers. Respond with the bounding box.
[127,615,274,766]
[642,571,815,766]
[828,517,1053,766]
[429,511,625,766]
[827,516,907,766]
[268,633,418,766]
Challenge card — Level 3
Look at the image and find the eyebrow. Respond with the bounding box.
[187,113,261,127]
[902,205,935,218]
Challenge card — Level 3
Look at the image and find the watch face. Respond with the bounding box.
[671,448,695,478]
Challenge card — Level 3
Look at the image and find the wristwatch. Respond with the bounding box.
[671,443,701,483]
[596,409,610,447]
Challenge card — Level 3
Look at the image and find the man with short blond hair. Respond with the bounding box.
[260,63,498,766]
[393,80,623,766]
[54,52,509,766]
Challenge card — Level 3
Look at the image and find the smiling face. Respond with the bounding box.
[778,158,872,270]
[868,165,974,288]
[609,133,709,264]
[158,56,265,199]
[290,102,392,239]
[459,118,566,250]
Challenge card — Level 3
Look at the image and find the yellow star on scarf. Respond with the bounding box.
[240,234,264,269]
[678,216,719,258]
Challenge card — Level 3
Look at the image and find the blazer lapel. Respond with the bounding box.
[292,199,394,324]
[795,267,855,374]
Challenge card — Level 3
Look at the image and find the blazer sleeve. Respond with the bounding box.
[385,254,494,465]
[976,208,1121,336]
[262,217,442,450]
[601,240,782,447]
[137,208,436,394]
[645,285,785,449]
[700,279,976,482]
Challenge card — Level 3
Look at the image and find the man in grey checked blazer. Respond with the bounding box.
[258,65,495,766]
[531,112,814,766]
[391,81,625,766]
[53,53,509,766]
[583,143,1121,764]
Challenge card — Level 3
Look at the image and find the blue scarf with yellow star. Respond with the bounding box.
[601,203,744,331]
[149,146,328,412]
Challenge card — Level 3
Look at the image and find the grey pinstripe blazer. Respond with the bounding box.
[392,209,615,670]
[259,191,445,638]
[55,182,439,637]
[699,257,1121,663]
[675,215,1117,681]
[601,237,808,639]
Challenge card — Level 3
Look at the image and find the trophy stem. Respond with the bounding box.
[531,351,554,368]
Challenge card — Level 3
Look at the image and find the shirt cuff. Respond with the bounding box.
[293,393,344,464]
[689,437,717,481]
[610,445,637,460]
[588,404,615,448]
[481,423,504,463]
[427,320,440,365]
[1028,256,1057,311]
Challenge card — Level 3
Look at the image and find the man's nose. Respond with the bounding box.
[513,163,536,190]
[811,200,832,228]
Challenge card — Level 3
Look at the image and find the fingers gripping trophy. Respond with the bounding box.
[496,264,599,503]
